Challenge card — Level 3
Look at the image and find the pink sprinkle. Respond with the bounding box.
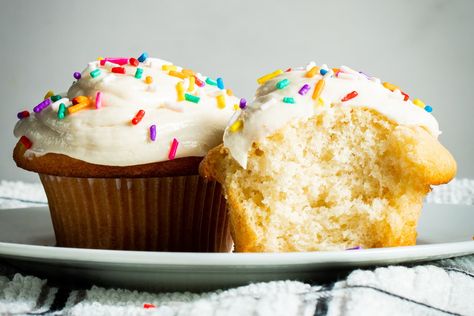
[99,58,129,66]
[168,138,179,160]
[95,91,102,109]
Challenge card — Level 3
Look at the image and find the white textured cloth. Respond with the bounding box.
[0,180,473,316]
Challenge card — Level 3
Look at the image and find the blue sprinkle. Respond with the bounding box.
[137,52,148,62]
[216,77,225,90]
[424,105,433,113]
[320,69,328,76]
[282,97,295,104]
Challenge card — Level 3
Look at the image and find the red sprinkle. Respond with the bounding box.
[168,138,179,160]
[129,58,139,67]
[17,111,30,120]
[143,303,156,309]
[285,67,292,72]
[341,91,358,102]
[131,110,145,125]
[20,136,32,149]
[194,75,205,87]
[111,67,126,74]
[401,91,409,101]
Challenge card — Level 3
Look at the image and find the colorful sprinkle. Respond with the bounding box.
[73,72,81,80]
[44,90,54,100]
[257,69,283,84]
[20,136,32,149]
[226,89,233,96]
[194,76,205,87]
[182,69,195,76]
[341,91,358,102]
[176,82,185,101]
[285,67,292,72]
[305,66,319,78]
[145,76,153,84]
[99,58,128,66]
[188,76,195,91]
[317,97,325,106]
[298,84,311,95]
[67,102,89,114]
[162,64,177,71]
[382,82,399,92]
[229,120,243,132]
[347,246,362,250]
[282,97,295,104]
[132,110,145,125]
[135,68,143,79]
[168,138,179,160]
[90,69,101,78]
[111,67,125,74]
[216,94,226,109]
[51,95,62,102]
[129,58,139,67]
[17,111,30,120]
[169,70,187,79]
[234,104,239,110]
[320,69,328,76]
[137,52,148,63]
[424,105,433,112]
[149,125,156,141]
[312,79,325,100]
[276,79,290,89]
[33,99,51,113]
[72,96,89,105]
[216,77,225,89]
[239,98,247,109]
[95,91,102,109]
[206,77,217,86]
[413,98,425,108]
[58,103,66,120]
[401,91,409,101]
[184,93,200,103]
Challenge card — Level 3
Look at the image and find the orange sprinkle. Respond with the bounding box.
[67,102,89,114]
[312,79,325,100]
[332,68,340,73]
[72,96,90,105]
[305,66,320,78]
[145,76,153,84]
[181,69,195,76]
[383,82,399,92]
[169,70,187,79]
[187,76,195,92]
[226,89,234,96]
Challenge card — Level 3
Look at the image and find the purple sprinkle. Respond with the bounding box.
[346,246,362,250]
[73,72,81,80]
[33,99,51,113]
[298,84,311,95]
[239,98,247,109]
[149,124,156,141]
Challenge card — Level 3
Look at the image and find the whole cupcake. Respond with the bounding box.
[14,53,239,252]
[200,63,457,252]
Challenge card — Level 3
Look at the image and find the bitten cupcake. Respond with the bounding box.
[14,53,239,252]
[200,63,457,252]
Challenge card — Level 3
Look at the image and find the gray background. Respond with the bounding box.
[1,0,472,182]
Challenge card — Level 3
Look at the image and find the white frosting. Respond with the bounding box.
[14,57,239,166]
[224,64,440,168]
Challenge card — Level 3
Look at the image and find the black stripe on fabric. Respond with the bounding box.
[313,283,334,316]
[443,267,474,279]
[28,287,72,315]
[348,285,463,316]
[30,283,51,314]
[0,196,47,205]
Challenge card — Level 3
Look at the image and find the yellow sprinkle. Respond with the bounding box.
[176,82,185,101]
[67,102,89,114]
[413,98,425,108]
[216,94,226,109]
[162,64,177,71]
[181,69,195,76]
[97,56,104,61]
[305,66,319,78]
[383,82,399,91]
[312,79,325,100]
[187,76,195,92]
[169,70,187,79]
[226,89,234,96]
[233,104,239,110]
[44,90,54,100]
[145,76,153,84]
[229,120,243,132]
[257,69,283,85]
[317,97,325,106]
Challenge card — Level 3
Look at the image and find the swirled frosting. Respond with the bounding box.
[223,63,440,168]
[14,56,239,166]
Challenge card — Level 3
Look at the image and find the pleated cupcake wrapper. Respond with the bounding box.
[39,174,232,252]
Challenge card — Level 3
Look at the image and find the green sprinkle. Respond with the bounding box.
[205,78,217,86]
[90,69,101,78]
[135,68,143,79]
[184,93,200,103]
[276,79,290,89]
[51,95,62,102]
[58,103,66,120]
[282,97,295,104]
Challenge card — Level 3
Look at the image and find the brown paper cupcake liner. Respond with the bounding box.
[39,174,232,252]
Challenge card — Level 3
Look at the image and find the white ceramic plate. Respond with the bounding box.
[0,204,473,291]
